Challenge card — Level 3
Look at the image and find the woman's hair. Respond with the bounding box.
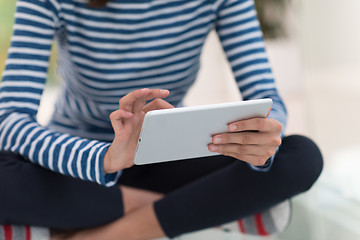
[88,0,109,8]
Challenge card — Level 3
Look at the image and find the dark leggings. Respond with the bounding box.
[0,135,323,238]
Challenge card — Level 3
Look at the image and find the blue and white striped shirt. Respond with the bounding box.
[0,0,287,186]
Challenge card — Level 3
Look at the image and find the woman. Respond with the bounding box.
[0,0,323,239]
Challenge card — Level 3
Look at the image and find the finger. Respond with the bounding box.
[219,152,269,166]
[119,88,151,112]
[228,118,282,133]
[132,89,170,113]
[143,98,175,113]
[109,109,133,134]
[212,132,279,145]
[208,143,271,156]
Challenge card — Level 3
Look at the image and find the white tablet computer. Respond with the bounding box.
[134,98,272,165]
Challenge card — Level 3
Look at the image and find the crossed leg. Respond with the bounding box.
[0,135,323,240]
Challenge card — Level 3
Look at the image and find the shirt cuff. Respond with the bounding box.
[96,143,123,187]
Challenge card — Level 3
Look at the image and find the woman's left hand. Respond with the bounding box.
[208,118,282,167]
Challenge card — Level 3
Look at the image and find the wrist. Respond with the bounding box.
[103,144,134,174]
[103,147,116,174]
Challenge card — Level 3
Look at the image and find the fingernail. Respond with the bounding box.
[160,89,169,94]
[210,145,218,152]
[229,124,237,131]
[213,137,221,144]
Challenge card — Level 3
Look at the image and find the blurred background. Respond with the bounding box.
[1,0,360,239]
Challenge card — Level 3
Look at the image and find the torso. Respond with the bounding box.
[50,0,218,140]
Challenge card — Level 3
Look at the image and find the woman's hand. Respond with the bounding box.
[104,88,174,173]
[208,118,282,167]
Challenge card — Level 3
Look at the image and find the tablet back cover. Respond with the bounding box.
[134,99,272,165]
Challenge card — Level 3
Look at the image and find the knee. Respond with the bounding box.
[277,135,323,194]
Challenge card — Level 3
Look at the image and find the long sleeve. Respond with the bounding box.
[0,0,118,186]
[215,0,287,171]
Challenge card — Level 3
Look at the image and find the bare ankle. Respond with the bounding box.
[55,204,166,240]
[120,185,164,214]
[50,187,165,240]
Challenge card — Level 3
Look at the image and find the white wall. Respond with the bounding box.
[298,0,360,205]
[299,0,360,160]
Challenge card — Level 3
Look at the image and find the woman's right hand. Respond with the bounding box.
[103,88,174,174]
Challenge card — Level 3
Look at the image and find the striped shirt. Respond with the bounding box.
[0,0,287,186]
